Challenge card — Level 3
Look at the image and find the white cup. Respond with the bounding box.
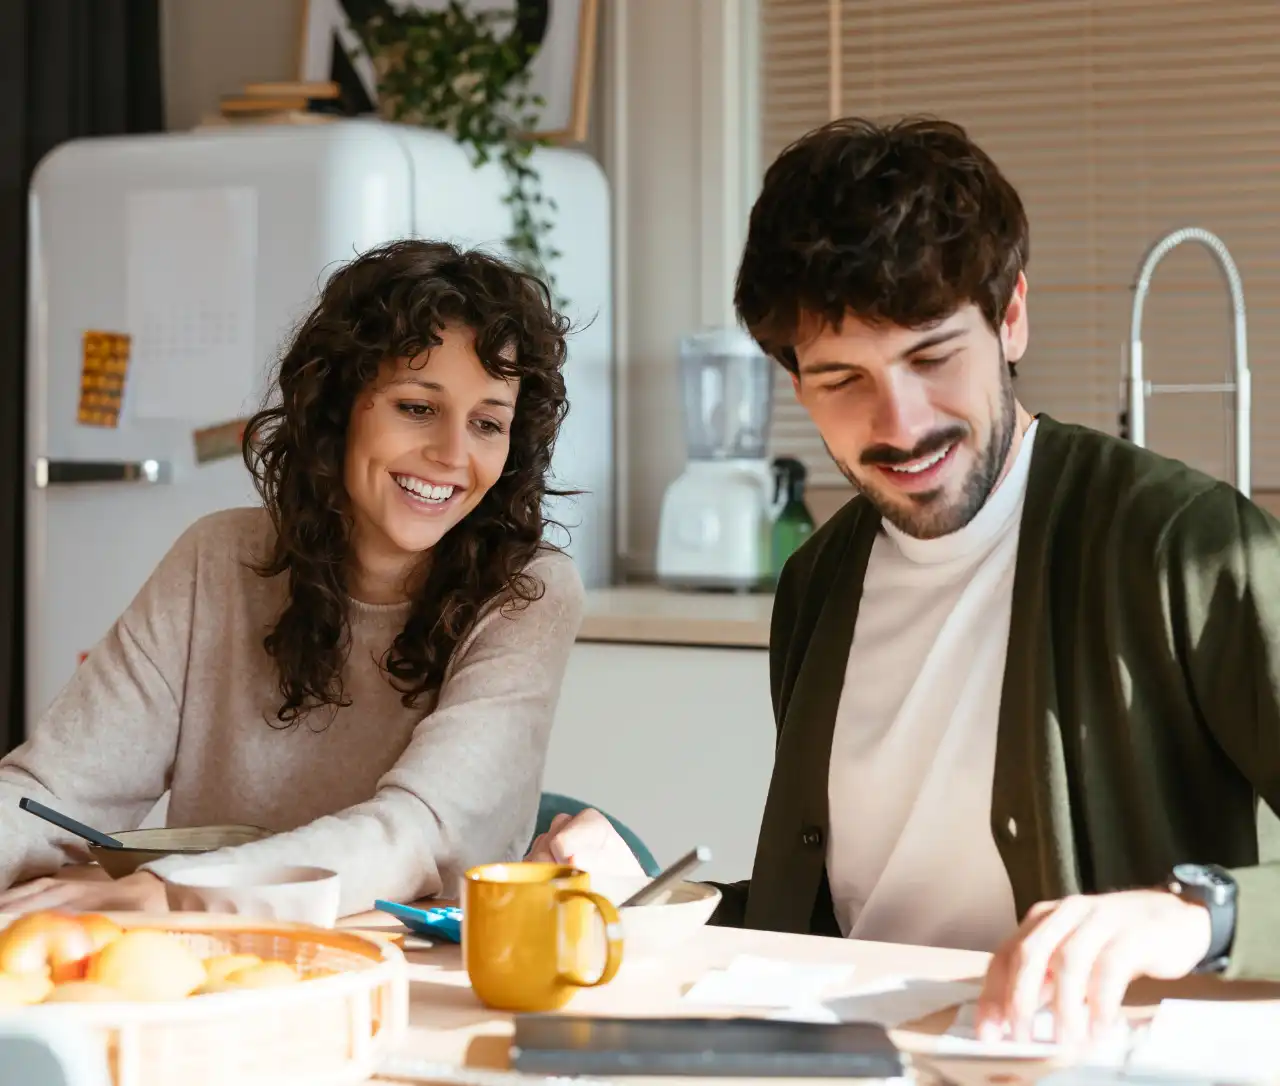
[161,864,341,928]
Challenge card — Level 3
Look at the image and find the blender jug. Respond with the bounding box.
[678,328,773,460]
[656,327,778,591]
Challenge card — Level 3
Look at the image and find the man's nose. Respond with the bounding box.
[869,371,934,452]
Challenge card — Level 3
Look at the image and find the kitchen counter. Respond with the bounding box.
[578,584,773,649]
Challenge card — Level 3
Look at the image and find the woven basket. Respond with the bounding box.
[9,912,409,1086]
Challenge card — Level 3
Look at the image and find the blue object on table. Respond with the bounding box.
[374,900,463,943]
[533,792,661,877]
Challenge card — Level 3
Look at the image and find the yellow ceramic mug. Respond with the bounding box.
[462,862,624,1012]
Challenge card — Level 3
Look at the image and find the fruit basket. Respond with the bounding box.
[2,912,409,1086]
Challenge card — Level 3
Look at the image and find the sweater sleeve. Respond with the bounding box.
[1164,486,1280,981]
[144,550,585,917]
[0,527,195,889]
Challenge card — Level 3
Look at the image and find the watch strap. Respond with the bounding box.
[1168,865,1237,974]
[1195,900,1235,973]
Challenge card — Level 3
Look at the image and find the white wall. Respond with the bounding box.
[160,0,743,580]
[602,0,757,577]
[161,0,308,131]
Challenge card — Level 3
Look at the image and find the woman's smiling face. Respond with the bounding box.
[343,324,519,584]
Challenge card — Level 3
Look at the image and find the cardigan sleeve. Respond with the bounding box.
[707,531,810,927]
[1163,485,1280,981]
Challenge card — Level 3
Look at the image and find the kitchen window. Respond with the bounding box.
[760,0,1280,496]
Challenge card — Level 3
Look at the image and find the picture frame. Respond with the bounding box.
[297,0,598,144]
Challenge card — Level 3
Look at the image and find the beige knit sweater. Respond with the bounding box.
[0,507,585,915]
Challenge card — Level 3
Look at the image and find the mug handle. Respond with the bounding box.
[555,888,624,988]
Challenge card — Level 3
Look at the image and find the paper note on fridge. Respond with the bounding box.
[125,186,261,423]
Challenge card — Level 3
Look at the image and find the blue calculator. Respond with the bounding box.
[373,900,463,943]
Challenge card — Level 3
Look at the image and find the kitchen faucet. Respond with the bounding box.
[1126,227,1251,497]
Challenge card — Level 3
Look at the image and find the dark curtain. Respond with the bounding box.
[0,1,164,754]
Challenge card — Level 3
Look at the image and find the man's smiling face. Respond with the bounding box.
[791,275,1029,539]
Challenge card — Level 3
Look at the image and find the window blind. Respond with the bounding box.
[760,0,1280,492]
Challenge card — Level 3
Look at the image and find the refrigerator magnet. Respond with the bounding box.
[77,330,130,428]
[192,417,250,465]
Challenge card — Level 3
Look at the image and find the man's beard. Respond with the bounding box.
[830,356,1018,540]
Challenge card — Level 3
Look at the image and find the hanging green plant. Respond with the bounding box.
[349,1,565,304]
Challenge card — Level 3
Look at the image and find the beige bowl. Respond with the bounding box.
[88,825,270,879]
[161,864,341,928]
[588,876,721,955]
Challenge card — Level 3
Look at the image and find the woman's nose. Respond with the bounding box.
[425,417,468,469]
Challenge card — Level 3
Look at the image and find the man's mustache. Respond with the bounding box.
[861,426,969,467]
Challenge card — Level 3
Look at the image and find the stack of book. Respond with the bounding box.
[202,81,348,128]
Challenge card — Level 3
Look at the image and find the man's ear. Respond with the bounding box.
[1001,271,1030,364]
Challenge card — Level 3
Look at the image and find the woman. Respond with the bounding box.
[0,239,584,918]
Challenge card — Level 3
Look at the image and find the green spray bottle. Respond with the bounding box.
[770,456,815,582]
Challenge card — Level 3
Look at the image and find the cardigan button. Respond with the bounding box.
[800,826,824,849]
[1004,816,1019,840]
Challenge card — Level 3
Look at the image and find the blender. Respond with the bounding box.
[656,327,780,591]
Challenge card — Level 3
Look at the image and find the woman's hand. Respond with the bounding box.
[0,871,167,917]
[526,809,647,878]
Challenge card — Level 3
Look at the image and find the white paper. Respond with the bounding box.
[770,975,982,1029]
[937,1002,1131,1064]
[1037,1070,1219,1086]
[125,187,259,422]
[1127,999,1280,1083]
[682,955,856,1009]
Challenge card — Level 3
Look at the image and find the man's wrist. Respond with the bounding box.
[1166,863,1237,973]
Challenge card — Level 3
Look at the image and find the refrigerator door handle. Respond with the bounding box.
[33,458,171,488]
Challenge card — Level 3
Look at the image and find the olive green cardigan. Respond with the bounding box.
[711,415,1280,981]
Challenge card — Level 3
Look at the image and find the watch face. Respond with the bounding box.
[1172,863,1210,887]
[1173,863,1232,891]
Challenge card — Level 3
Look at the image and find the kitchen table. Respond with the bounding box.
[8,870,1279,1083]
[339,906,1280,1086]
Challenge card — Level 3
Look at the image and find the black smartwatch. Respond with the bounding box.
[1165,863,1237,974]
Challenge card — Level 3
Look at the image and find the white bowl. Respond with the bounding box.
[161,864,341,928]
[588,875,721,955]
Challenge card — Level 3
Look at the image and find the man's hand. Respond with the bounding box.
[976,889,1212,1045]
[525,808,646,877]
[0,871,167,916]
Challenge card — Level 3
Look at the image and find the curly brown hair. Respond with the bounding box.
[243,239,571,726]
[734,115,1028,376]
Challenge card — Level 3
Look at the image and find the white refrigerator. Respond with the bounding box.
[25,119,613,733]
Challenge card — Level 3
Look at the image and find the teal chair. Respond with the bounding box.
[533,792,661,877]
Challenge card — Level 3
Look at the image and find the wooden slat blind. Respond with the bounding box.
[760,0,1280,491]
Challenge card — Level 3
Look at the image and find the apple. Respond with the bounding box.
[43,980,126,1003]
[76,913,123,955]
[86,930,207,1001]
[0,911,96,983]
[201,953,263,986]
[0,972,53,1006]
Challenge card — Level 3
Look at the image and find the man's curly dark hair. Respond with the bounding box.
[242,239,571,727]
[735,115,1027,377]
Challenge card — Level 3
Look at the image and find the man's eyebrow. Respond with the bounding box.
[900,327,966,356]
[798,326,967,376]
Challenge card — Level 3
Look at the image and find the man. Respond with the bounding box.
[529,117,1280,1044]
